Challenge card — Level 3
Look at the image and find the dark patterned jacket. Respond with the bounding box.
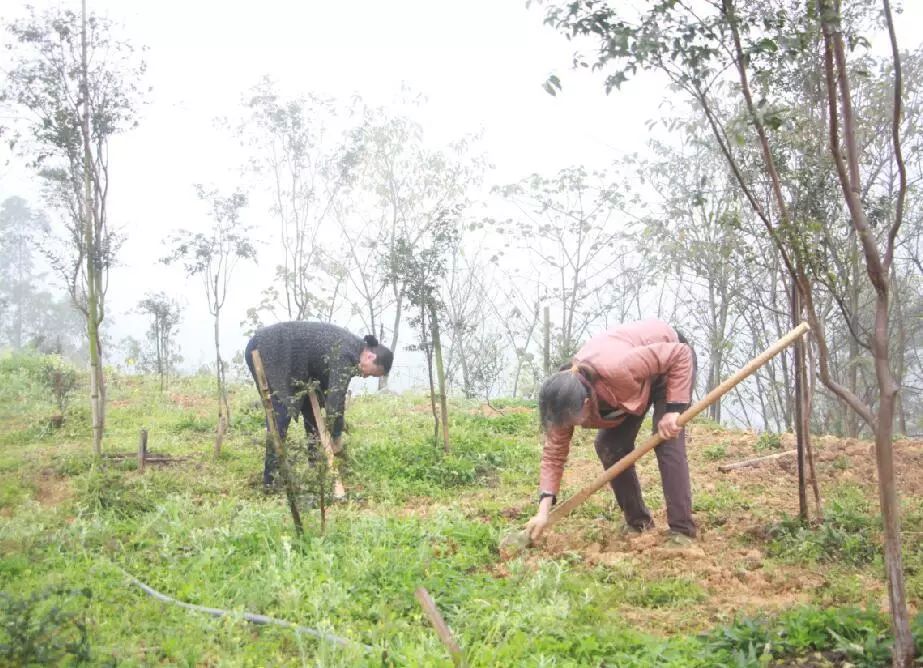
[245,321,363,439]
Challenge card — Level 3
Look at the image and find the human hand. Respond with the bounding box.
[658,412,682,440]
[525,510,550,542]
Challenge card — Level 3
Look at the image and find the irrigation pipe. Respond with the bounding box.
[114,564,374,653]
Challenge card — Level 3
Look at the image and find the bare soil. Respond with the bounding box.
[34,468,73,507]
[490,425,923,635]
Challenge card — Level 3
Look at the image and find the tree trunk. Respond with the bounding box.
[157,320,166,392]
[805,333,824,520]
[82,0,104,456]
[13,234,23,349]
[430,303,451,453]
[846,232,861,438]
[543,305,550,377]
[819,5,913,658]
[213,306,229,456]
[512,358,522,398]
[891,268,908,436]
[380,288,403,390]
[873,292,913,667]
[420,306,439,444]
[705,278,723,423]
[458,344,473,400]
[791,279,808,520]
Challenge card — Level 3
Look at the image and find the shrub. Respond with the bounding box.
[39,355,80,417]
[0,587,91,665]
[0,351,82,431]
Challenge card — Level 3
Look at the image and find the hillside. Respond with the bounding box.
[1,360,922,666]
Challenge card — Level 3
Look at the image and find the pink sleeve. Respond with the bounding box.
[539,424,574,495]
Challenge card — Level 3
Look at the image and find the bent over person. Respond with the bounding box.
[526,319,697,545]
[245,321,393,487]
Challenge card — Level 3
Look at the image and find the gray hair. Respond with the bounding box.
[538,370,589,429]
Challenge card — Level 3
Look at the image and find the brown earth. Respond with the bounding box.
[34,468,74,507]
[479,423,923,635]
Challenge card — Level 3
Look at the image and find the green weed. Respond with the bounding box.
[702,441,728,461]
[172,413,214,434]
[0,587,92,665]
[74,467,174,519]
[624,577,707,608]
[704,607,894,667]
[754,432,782,452]
[767,487,878,566]
[1,355,920,666]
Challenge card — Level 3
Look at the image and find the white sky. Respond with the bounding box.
[3,0,922,389]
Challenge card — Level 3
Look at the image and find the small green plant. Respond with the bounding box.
[230,400,265,432]
[755,432,782,452]
[624,577,707,608]
[0,587,91,665]
[832,455,850,471]
[172,412,214,434]
[76,467,156,518]
[702,441,728,461]
[0,351,82,432]
[767,491,878,566]
[704,607,894,667]
[39,355,80,418]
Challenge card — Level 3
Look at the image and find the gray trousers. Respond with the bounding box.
[594,354,697,537]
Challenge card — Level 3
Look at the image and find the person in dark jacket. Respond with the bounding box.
[245,321,393,486]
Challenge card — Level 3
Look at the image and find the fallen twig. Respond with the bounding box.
[718,449,798,472]
[415,587,466,667]
[101,453,188,463]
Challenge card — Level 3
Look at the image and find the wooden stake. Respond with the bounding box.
[415,587,465,667]
[307,390,347,500]
[718,449,797,472]
[251,349,304,538]
[138,428,148,472]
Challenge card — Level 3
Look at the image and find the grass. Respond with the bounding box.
[767,484,880,566]
[1,350,922,665]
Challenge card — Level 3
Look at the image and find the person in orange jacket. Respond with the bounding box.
[526,319,697,544]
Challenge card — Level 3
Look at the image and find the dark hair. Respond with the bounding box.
[538,369,590,429]
[363,335,394,374]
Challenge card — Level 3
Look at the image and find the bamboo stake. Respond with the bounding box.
[501,321,811,552]
[415,587,466,667]
[307,390,347,500]
[251,349,304,538]
[138,428,148,472]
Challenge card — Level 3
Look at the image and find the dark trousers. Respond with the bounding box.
[594,346,697,537]
[262,392,321,486]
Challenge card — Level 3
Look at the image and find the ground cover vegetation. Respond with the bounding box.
[2,1,923,665]
[2,351,923,666]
